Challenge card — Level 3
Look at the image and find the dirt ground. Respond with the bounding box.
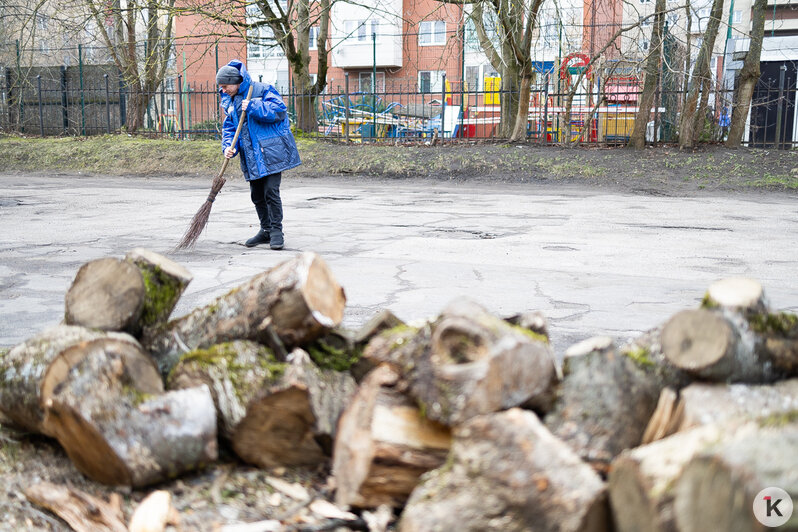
[1,138,797,531]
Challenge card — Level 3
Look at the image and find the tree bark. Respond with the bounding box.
[673,422,798,532]
[727,0,767,147]
[628,0,666,149]
[42,339,217,487]
[678,0,724,148]
[509,74,533,141]
[364,298,558,426]
[169,344,355,468]
[400,408,610,532]
[333,365,451,509]
[124,247,193,335]
[143,252,346,376]
[64,257,145,333]
[544,336,668,471]
[0,325,139,434]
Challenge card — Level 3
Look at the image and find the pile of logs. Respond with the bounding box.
[2,250,797,532]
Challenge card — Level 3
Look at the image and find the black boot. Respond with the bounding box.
[245,229,270,247]
[269,229,284,250]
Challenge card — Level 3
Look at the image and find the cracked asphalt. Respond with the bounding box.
[1,172,797,358]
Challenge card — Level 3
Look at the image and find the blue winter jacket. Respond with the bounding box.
[220,60,301,181]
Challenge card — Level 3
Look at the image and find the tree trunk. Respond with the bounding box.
[727,0,767,147]
[509,74,533,141]
[673,422,798,532]
[644,379,798,442]
[628,0,666,149]
[608,421,754,532]
[64,257,145,334]
[143,252,346,376]
[169,344,355,468]
[364,298,558,426]
[544,336,668,471]
[500,68,520,138]
[678,0,724,148]
[295,92,318,134]
[333,365,452,509]
[42,339,216,487]
[0,325,139,434]
[124,248,193,335]
[400,408,610,532]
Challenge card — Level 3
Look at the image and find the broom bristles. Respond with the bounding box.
[175,200,214,250]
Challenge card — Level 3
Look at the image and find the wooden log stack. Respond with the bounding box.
[3,250,798,532]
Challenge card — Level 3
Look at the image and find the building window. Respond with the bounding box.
[667,13,679,24]
[639,15,652,27]
[359,71,384,92]
[641,39,650,51]
[733,10,742,23]
[465,66,480,92]
[345,19,379,42]
[418,70,445,93]
[419,21,446,46]
[309,26,318,50]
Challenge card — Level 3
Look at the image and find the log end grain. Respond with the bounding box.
[661,309,732,373]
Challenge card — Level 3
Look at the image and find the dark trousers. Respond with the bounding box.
[249,172,283,234]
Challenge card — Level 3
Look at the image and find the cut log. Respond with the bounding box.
[643,378,798,442]
[544,336,666,471]
[124,248,193,334]
[143,252,346,376]
[363,298,558,426]
[333,365,452,509]
[673,421,798,532]
[129,490,179,532]
[0,325,138,434]
[42,339,217,487]
[504,310,550,340]
[305,327,360,372]
[169,344,355,468]
[64,257,145,333]
[663,278,798,382]
[608,422,753,532]
[24,481,127,532]
[399,408,609,532]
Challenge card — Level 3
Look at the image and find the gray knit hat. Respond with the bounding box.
[216,65,243,85]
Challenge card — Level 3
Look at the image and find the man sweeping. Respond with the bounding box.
[217,60,301,250]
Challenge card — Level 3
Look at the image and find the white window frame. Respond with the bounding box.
[344,19,379,43]
[418,70,445,93]
[419,20,446,46]
[309,26,319,50]
[733,10,742,23]
[358,71,385,92]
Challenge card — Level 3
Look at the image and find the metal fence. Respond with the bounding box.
[1,65,796,147]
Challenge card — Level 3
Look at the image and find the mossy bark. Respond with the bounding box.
[170,345,355,468]
[143,252,346,376]
[0,325,138,434]
[42,340,217,487]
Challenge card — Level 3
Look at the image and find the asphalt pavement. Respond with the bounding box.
[2,172,797,358]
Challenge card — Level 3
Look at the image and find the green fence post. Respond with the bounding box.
[79,44,85,135]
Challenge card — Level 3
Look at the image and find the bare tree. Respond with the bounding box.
[628,0,666,149]
[726,0,766,147]
[67,0,177,133]
[188,0,333,133]
[678,0,723,147]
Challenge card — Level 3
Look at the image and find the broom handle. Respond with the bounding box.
[218,84,255,179]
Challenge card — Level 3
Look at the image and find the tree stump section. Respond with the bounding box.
[42,338,217,487]
[124,248,193,334]
[673,422,798,532]
[0,325,137,434]
[143,252,346,376]
[608,422,748,532]
[400,408,609,532]
[662,278,798,382]
[364,298,558,426]
[24,482,127,532]
[169,344,355,468]
[544,336,665,471]
[64,257,145,333]
[643,379,798,442]
[333,365,452,509]
[350,310,406,382]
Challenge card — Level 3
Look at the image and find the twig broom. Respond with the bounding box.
[176,84,254,250]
